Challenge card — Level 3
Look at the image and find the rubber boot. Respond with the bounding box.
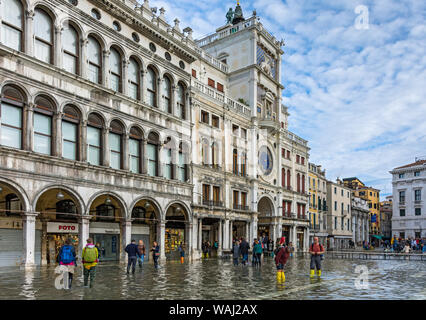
[181,257,184,264]
[310,269,315,277]
[276,271,282,283]
[281,271,285,282]
[317,270,322,277]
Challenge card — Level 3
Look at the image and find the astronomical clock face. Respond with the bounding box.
[259,146,273,176]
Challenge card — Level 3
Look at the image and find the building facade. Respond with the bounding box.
[343,177,381,237]
[326,179,352,250]
[390,159,426,239]
[351,196,370,245]
[379,196,392,241]
[0,0,310,267]
[308,163,328,244]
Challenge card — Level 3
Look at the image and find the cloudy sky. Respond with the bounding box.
[142,0,426,199]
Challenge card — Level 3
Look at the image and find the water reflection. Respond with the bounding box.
[0,257,425,300]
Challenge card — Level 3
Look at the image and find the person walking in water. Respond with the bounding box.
[239,237,250,266]
[309,237,325,277]
[82,238,99,288]
[253,239,263,267]
[151,241,160,269]
[57,238,77,289]
[125,240,139,274]
[274,237,290,283]
[137,240,146,268]
[178,242,185,264]
[232,240,240,266]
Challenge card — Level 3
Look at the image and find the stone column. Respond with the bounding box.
[185,222,192,260]
[123,133,129,171]
[246,222,249,242]
[157,221,166,260]
[80,38,88,79]
[102,128,110,167]
[81,120,87,162]
[25,103,34,152]
[79,216,91,262]
[55,25,63,68]
[53,112,63,157]
[22,213,38,268]
[304,227,309,252]
[122,59,129,96]
[25,10,35,56]
[198,218,202,251]
[121,219,132,263]
[223,219,229,250]
[102,50,110,88]
[218,219,223,256]
[229,220,233,248]
[140,70,146,104]
[142,139,148,174]
[292,225,297,252]
[192,217,198,258]
[40,217,48,265]
[157,143,163,177]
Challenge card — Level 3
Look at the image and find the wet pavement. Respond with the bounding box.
[0,256,425,300]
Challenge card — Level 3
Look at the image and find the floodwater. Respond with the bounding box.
[0,255,425,300]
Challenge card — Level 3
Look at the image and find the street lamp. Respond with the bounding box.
[56,190,65,200]
[104,196,112,205]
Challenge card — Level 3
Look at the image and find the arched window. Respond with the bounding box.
[147,132,159,177]
[177,82,186,120]
[96,203,115,222]
[129,127,143,174]
[56,200,77,221]
[62,105,80,160]
[109,47,122,92]
[1,0,24,51]
[201,138,209,166]
[163,138,173,179]
[146,67,157,107]
[241,152,247,176]
[178,142,188,182]
[87,36,102,84]
[109,120,123,170]
[34,96,54,155]
[128,58,140,100]
[211,142,218,168]
[34,8,53,64]
[132,206,150,224]
[87,113,103,166]
[5,193,22,216]
[62,23,79,74]
[163,75,172,113]
[233,149,238,174]
[0,85,25,149]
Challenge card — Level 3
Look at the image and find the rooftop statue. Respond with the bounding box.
[226,8,234,24]
[232,1,245,25]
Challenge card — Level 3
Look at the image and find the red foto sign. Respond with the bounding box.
[59,225,76,231]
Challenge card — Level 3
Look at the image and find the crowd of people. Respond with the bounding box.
[54,234,338,290]
[388,236,426,253]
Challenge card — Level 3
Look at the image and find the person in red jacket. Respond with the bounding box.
[274,237,290,283]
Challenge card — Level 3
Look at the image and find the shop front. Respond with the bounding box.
[90,222,120,262]
[131,225,150,261]
[258,225,270,239]
[165,228,185,260]
[46,222,79,264]
[297,228,305,250]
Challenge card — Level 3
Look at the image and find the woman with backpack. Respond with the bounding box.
[253,239,263,267]
[275,237,290,283]
[57,238,77,289]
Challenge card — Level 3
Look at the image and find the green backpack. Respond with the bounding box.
[83,247,98,263]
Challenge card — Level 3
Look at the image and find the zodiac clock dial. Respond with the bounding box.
[258,146,273,176]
